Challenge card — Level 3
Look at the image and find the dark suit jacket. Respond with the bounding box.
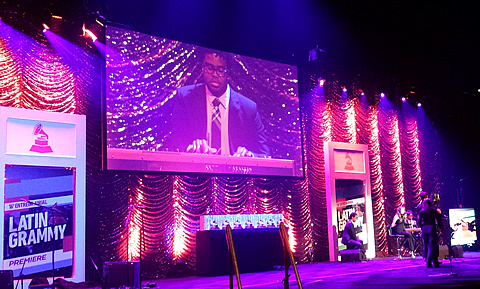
[418,208,444,234]
[341,221,357,245]
[169,84,270,157]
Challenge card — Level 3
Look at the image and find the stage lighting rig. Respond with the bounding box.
[82,25,97,42]
[42,23,50,32]
[82,10,105,43]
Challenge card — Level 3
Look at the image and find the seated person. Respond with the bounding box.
[342,212,365,250]
[169,49,270,158]
[405,210,417,228]
[392,206,415,258]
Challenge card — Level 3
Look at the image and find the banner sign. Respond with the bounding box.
[3,165,74,278]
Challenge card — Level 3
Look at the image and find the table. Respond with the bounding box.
[406,227,423,255]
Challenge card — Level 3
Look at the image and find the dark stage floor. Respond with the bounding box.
[147,252,480,289]
[56,252,480,289]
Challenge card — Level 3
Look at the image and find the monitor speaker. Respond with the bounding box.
[103,261,140,289]
[0,270,13,289]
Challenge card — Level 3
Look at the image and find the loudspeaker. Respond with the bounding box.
[340,249,366,262]
[438,245,449,259]
[451,245,463,258]
[439,245,464,259]
[103,261,140,289]
[0,270,13,289]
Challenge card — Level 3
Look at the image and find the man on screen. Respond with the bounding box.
[169,49,270,157]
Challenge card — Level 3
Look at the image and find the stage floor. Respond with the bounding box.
[147,252,480,289]
[54,252,480,289]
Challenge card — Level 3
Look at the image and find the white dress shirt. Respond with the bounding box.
[206,85,230,155]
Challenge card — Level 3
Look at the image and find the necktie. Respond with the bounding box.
[211,98,222,150]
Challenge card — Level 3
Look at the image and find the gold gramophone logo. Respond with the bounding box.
[30,123,54,153]
[344,152,355,171]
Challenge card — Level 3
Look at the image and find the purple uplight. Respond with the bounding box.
[343,87,347,92]
[361,92,365,96]
[318,78,325,87]
[401,97,407,102]
[380,92,385,98]
[417,103,422,107]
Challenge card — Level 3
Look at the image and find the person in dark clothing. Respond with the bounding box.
[415,191,430,260]
[416,191,429,216]
[392,206,415,258]
[169,49,270,158]
[342,212,364,250]
[418,199,444,268]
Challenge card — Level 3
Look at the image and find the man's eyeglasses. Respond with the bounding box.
[203,64,227,77]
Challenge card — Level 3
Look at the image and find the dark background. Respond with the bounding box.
[3,0,478,227]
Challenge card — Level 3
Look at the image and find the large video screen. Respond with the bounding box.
[449,208,477,246]
[105,25,303,177]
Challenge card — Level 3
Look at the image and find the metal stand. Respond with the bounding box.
[15,259,27,289]
[442,244,457,276]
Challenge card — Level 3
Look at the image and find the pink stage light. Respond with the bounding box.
[173,227,187,259]
[318,78,325,87]
[82,26,97,42]
[42,23,50,32]
[127,225,141,261]
[380,92,385,98]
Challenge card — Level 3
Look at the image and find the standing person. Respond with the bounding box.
[169,49,270,158]
[416,191,429,260]
[416,191,429,216]
[418,199,444,268]
[392,206,415,258]
[342,212,364,250]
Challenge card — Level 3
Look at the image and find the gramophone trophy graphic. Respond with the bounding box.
[30,123,54,153]
[344,152,355,171]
